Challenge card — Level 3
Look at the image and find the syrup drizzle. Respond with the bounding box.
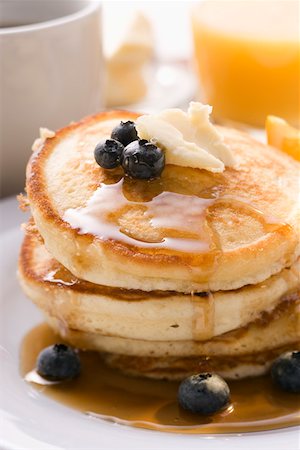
[21,323,300,434]
[63,173,286,256]
[64,178,216,252]
[192,291,215,340]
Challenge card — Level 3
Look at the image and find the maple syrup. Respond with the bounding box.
[63,175,218,253]
[21,323,300,434]
[63,166,287,252]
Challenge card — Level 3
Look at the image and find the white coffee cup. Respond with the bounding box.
[0,0,103,197]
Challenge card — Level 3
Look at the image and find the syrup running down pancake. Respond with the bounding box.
[19,227,300,380]
[19,105,300,437]
[26,111,299,293]
[19,228,299,340]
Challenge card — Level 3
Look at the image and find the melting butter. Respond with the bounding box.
[136,102,236,172]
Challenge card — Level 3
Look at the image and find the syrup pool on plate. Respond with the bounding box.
[21,323,300,434]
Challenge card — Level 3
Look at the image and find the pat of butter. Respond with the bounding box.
[136,102,236,172]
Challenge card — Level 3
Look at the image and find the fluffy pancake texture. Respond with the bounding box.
[19,228,299,342]
[41,299,300,380]
[21,109,300,381]
[26,111,300,292]
[19,227,300,379]
[102,345,299,381]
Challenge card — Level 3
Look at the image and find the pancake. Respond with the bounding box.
[19,226,300,342]
[30,298,300,358]
[103,345,298,380]
[45,299,299,380]
[26,111,300,293]
[19,226,300,380]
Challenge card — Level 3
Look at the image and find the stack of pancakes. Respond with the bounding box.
[19,111,300,380]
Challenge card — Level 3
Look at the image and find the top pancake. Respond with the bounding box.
[26,111,300,292]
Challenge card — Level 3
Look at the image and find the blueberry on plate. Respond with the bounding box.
[94,139,124,169]
[122,139,165,179]
[37,344,81,381]
[111,121,138,147]
[271,351,300,393]
[178,373,230,414]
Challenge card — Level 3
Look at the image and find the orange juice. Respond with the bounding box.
[192,1,300,127]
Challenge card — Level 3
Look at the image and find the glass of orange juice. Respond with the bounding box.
[191,0,300,128]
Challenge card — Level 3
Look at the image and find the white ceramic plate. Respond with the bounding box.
[0,197,299,450]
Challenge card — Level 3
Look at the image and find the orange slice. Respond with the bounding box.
[266,116,300,162]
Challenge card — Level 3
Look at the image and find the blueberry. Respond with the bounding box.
[94,139,124,169]
[37,344,81,381]
[178,373,230,415]
[271,351,300,393]
[122,139,165,179]
[111,121,138,147]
